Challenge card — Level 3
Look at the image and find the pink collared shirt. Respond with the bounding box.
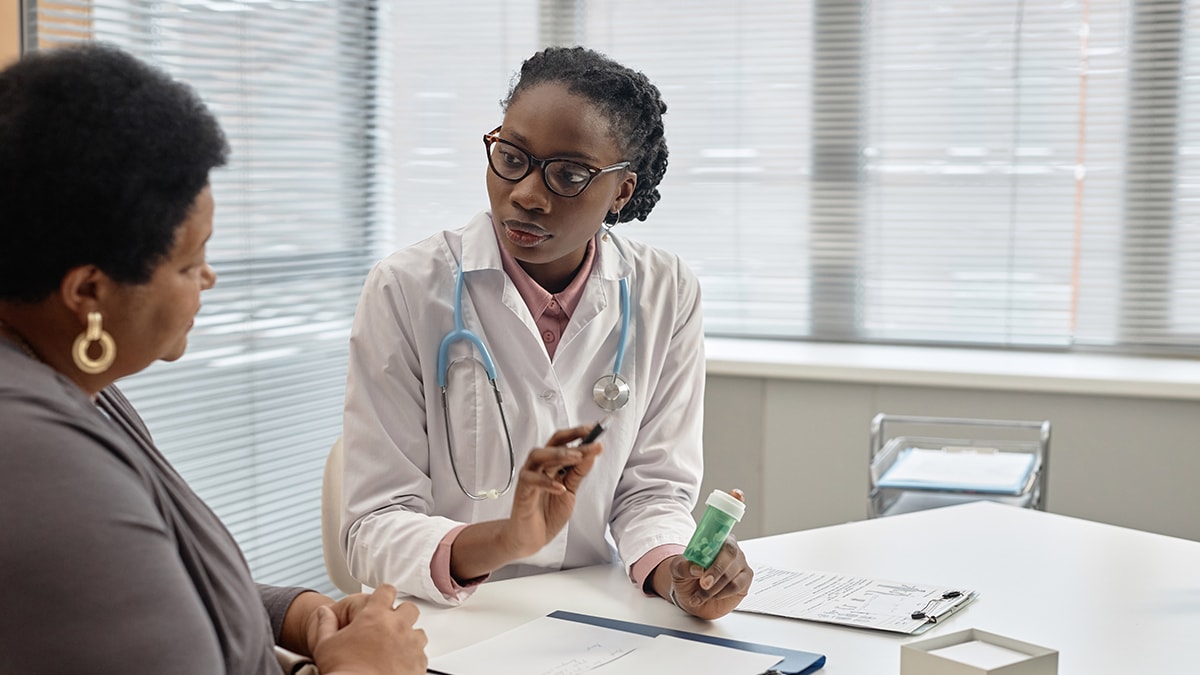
[498,236,595,360]
[428,233,683,600]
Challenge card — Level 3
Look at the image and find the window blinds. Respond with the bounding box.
[395,0,1200,355]
[389,2,539,241]
[26,0,387,594]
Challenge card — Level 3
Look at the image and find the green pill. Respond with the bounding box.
[683,489,746,568]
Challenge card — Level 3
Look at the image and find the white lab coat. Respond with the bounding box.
[341,211,705,605]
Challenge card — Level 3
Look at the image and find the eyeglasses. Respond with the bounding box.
[483,126,631,198]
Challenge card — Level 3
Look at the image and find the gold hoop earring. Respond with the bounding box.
[72,311,116,375]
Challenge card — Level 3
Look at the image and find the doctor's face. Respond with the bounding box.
[486,82,636,291]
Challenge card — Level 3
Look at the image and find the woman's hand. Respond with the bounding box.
[299,592,370,654]
[501,425,604,558]
[661,536,755,620]
[310,584,428,675]
[448,425,603,582]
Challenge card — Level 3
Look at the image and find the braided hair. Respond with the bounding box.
[502,46,668,224]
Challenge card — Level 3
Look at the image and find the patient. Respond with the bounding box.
[0,44,426,674]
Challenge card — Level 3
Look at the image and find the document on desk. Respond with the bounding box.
[589,635,784,674]
[736,566,976,635]
[878,447,1036,494]
[426,613,784,675]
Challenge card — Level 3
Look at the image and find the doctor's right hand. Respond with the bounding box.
[502,425,604,558]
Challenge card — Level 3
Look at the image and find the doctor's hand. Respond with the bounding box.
[658,536,755,620]
[501,425,604,558]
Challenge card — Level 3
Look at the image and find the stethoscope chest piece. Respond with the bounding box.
[593,372,630,411]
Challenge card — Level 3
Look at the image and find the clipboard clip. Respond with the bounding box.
[911,590,964,622]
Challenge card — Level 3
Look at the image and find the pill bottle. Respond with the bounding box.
[683,489,746,568]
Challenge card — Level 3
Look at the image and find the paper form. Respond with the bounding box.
[588,635,784,674]
[878,447,1035,493]
[427,614,788,675]
[735,566,975,634]
[426,616,647,675]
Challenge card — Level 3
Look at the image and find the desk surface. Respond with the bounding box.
[411,502,1200,673]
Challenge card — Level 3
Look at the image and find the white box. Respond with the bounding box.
[901,628,1058,675]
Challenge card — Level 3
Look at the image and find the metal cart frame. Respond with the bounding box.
[868,413,1051,518]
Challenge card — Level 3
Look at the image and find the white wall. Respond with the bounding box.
[697,342,1200,543]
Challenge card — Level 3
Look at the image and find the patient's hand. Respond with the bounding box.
[311,584,428,675]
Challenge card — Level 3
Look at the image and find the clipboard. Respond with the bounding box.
[736,567,977,635]
[548,610,827,674]
[905,590,976,631]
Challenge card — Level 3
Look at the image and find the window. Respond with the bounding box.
[394,0,1200,355]
[26,0,388,594]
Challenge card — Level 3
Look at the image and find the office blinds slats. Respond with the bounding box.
[389,2,539,239]
[393,0,1200,356]
[854,2,1079,347]
[580,2,816,338]
[27,0,388,595]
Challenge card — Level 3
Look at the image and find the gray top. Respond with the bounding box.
[0,340,308,673]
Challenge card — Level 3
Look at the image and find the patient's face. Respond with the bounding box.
[104,186,217,374]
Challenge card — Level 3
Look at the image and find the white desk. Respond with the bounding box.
[412,502,1200,673]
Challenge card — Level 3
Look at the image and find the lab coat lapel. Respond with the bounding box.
[459,212,549,368]
[559,233,632,351]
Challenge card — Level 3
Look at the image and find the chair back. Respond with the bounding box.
[322,436,361,595]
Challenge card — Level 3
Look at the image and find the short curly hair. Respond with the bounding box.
[0,43,229,302]
[502,46,668,225]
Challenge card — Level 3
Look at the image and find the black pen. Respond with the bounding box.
[578,416,609,445]
[559,418,608,475]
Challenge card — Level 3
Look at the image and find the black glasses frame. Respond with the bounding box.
[483,126,631,198]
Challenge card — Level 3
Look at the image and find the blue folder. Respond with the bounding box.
[548,610,826,674]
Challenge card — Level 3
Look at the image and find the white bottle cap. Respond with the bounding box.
[706,489,746,522]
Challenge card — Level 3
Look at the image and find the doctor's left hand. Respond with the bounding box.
[501,425,603,559]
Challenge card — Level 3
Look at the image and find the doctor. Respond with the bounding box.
[341,46,752,620]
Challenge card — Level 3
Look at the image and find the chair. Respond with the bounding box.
[868,414,1051,518]
[322,436,362,595]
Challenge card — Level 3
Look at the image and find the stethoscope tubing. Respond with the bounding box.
[612,277,629,377]
[438,263,498,386]
[438,237,630,499]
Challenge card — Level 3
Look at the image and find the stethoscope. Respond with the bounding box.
[437,256,631,501]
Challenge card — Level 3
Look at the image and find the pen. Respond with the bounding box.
[578,416,608,445]
[558,417,608,476]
